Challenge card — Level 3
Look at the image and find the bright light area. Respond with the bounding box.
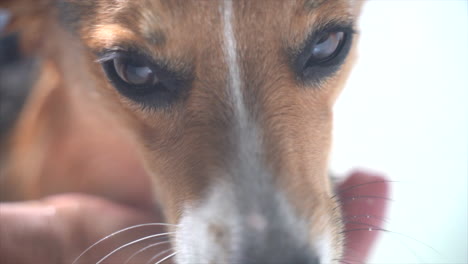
[331,1,468,263]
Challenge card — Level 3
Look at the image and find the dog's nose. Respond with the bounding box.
[239,236,320,264]
[241,253,320,264]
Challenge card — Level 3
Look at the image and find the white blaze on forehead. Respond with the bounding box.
[174,1,337,263]
[220,0,263,179]
[221,0,248,127]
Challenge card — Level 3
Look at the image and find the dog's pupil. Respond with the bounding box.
[114,58,155,86]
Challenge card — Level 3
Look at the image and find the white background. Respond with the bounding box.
[331,0,468,263]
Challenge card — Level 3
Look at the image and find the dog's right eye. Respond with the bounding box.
[100,52,189,108]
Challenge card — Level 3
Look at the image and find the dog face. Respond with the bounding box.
[29,0,362,262]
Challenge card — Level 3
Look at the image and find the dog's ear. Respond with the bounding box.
[0,0,54,54]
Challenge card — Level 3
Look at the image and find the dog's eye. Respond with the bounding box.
[113,57,158,86]
[295,25,353,84]
[100,51,189,108]
[309,31,345,63]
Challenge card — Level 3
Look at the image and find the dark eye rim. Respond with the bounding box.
[293,22,355,85]
[98,50,191,108]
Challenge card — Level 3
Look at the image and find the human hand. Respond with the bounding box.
[0,171,388,264]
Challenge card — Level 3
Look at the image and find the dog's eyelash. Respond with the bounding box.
[95,47,152,63]
[302,20,356,53]
[96,51,121,63]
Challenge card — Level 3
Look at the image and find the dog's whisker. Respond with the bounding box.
[332,258,362,264]
[95,232,176,264]
[154,251,177,264]
[124,240,171,264]
[344,258,364,264]
[145,248,174,264]
[332,195,393,211]
[331,180,396,199]
[341,195,394,202]
[72,223,176,264]
[334,260,351,264]
[342,220,383,229]
[340,227,384,234]
[339,228,439,254]
[342,214,389,223]
[342,226,427,263]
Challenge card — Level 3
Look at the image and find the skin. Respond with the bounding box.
[0,171,388,264]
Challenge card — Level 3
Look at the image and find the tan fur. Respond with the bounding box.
[1,0,364,261]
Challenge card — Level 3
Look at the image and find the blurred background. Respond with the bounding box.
[331,1,468,263]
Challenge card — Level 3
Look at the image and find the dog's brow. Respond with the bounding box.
[142,30,166,46]
[304,0,328,11]
[56,1,95,32]
[85,24,138,49]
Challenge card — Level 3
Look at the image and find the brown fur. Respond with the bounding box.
[1,0,364,261]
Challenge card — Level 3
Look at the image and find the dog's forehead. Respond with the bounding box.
[59,0,358,50]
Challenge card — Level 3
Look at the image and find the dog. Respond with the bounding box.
[1,0,366,263]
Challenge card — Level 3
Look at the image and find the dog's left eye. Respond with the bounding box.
[309,31,345,63]
[294,25,353,84]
